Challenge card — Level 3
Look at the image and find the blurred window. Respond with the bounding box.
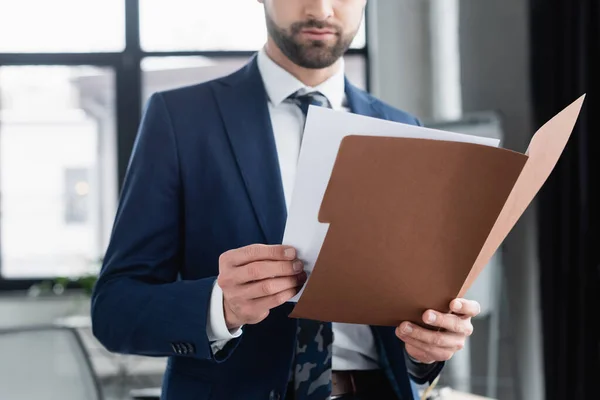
[0,1,367,286]
[0,66,118,279]
[64,168,91,224]
[0,0,125,53]
[140,0,366,51]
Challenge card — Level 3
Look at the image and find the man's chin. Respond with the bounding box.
[295,55,339,69]
[285,41,345,68]
[299,44,339,57]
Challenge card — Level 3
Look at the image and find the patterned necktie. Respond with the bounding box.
[288,90,329,118]
[288,90,334,400]
[288,91,331,146]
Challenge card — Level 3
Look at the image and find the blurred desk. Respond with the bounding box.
[424,387,497,400]
[55,315,167,378]
[54,315,167,398]
[55,317,498,400]
[127,387,491,400]
[129,388,161,399]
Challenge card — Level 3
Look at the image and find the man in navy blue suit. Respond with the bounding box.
[91,0,481,399]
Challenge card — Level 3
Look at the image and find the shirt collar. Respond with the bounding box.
[257,47,346,109]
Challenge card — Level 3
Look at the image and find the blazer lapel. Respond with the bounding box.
[213,57,287,245]
[345,78,381,118]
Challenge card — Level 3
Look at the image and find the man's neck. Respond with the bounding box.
[264,38,342,88]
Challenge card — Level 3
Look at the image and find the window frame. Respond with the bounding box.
[0,0,371,291]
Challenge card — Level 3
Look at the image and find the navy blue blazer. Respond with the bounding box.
[91,56,441,400]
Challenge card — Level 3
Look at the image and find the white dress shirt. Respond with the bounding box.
[206,48,380,371]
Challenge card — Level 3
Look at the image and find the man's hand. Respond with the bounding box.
[396,299,481,364]
[218,244,306,331]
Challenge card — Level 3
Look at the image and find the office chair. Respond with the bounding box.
[0,325,103,400]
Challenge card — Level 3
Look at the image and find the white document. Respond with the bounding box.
[284,106,500,302]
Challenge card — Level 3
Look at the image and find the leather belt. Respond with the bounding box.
[331,371,357,397]
[331,370,390,398]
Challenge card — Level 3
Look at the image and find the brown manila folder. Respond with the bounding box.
[289,95,585,326]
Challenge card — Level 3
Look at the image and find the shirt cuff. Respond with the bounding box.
[404,350,442,384]
[207,280,244,342]
[407,353,435,365]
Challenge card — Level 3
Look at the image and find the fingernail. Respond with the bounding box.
[403,323,413,334]
[452,300,463,311]
[427,312,437,323]
[293,260,304,272]
[284,248,296,259]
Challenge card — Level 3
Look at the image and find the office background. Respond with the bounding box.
[0,1,597,400]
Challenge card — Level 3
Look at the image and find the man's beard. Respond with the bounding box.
[265,12,356,69]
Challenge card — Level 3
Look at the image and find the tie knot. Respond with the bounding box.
[288,91,330,117]
[289,90,329,105]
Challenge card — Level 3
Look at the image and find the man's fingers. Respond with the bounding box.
[237,260,304,284]
[404,343,436,364]
[251,287,301,314]
[396,301,478,364]
[450,298,481,317]
[403,339,455,362]
[240,273,307,300]
[228,281,303,325]
[220,244,296,267]
[421,310,474,336]
[397,322,465,350]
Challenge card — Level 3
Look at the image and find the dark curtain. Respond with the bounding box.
[530,1,599,399]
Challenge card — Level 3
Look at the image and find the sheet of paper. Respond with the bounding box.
[284,107,500,302]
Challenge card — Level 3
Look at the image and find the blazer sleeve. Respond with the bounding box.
[90,92,240,362]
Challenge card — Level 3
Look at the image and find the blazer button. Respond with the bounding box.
[185,343,195,354]
[172,343,182,354]
[269,390,280,400]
